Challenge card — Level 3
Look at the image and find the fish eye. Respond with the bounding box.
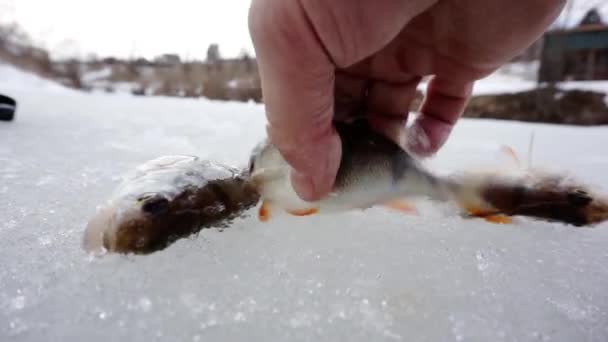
[141,196,170,215]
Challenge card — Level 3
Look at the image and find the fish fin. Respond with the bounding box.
[464,206,513,225]
[498,145,521,169]
[465,206,498,217]
[382,199,418,214]
[482,214,513,224]
[258,200,272,222]
[286,208,319,216]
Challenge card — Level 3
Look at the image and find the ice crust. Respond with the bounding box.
[1,65,608,341]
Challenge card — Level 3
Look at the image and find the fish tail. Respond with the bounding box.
[444,172,608,227]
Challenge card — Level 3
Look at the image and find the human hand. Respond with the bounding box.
[248,0,565,201]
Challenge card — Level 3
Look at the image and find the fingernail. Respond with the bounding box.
[290,169,317,201]
[285,133,341,202]
[404,124,431,156]
[405,120,451,157]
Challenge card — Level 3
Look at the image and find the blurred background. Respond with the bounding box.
[0,0,259,102]
[0,0,607,123]
[2,3,608,341]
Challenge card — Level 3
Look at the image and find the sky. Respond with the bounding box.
[0,0,254,60]
[0,0,607,61]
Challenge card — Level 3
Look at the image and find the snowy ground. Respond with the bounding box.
[419,61,608,97]
[2,63,608,342]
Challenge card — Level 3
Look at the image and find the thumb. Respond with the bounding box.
[249,0,341,201]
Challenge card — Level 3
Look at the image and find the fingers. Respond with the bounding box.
[249,0,340,201]
[248,0,438,201]
[365,77,422,147]
[367,77,421,117]
[249,0,435,200]
[334,72,422,150]
[334,72,368,121]
[298,0,439,67]
[406,76,473,156]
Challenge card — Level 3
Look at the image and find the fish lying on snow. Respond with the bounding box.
[84,119,608,255]
[83,155,259,255]
[249,118,608,227]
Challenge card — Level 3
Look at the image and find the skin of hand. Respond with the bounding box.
[248,0,566,201]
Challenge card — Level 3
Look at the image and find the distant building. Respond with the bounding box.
[133,57,152,67]
[538,8,608,82]
[154,53,181,67]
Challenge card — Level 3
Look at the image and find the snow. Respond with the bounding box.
[0,63,71,93]
[80,67,112,84]
[2,65,608,342]
[418,62,608,97]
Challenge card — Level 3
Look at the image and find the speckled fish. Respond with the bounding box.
[249,118,608,227]
[83,155,259,255]
[84,121,608,256]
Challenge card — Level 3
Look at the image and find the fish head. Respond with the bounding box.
[83,155,260,255]
[83,192,185,255]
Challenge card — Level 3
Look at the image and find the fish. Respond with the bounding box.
[83,119,608,256]
[248,118,608,227]
[83,155,260,255]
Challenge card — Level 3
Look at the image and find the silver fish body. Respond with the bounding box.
[249,120,458,215]
[249,119,608,227]
[83,122,608,257]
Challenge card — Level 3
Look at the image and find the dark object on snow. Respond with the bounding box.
[82,156,261,255]
[463,87,608,125]
[0,94,16,121]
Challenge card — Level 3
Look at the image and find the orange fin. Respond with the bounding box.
[482,214,513,224]
[286,208,319,216]
[499,145,521,168]
[258,200,271,222]
[383,199,418,214]
[465,206,498,217]
[465,206,513,225]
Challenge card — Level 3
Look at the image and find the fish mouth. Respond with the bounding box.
[248,171,264,191]
[248,166,285,195]
[83,196,165,255]
[82,204,117,254]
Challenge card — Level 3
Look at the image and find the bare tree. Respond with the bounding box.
[206,43,221,63]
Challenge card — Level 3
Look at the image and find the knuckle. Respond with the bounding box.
[248,0,315,54]
[299,0,356,67]
[247,0,274,39]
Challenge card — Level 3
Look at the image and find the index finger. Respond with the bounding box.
[248,0,341,201]
[406,76,473,156]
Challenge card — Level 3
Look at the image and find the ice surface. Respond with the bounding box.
[0,63,71,93]
[1,66,608,342]
[111,155,237,202]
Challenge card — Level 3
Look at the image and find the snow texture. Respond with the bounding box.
[111,155,236,203]
[1,64,608,341]
[0,64,69,93]
[418,62,608,98]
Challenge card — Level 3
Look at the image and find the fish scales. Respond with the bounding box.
[249,118,608,227]
[83,120,608,256]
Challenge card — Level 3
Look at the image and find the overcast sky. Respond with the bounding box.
[0,0,606,61]
[0,0,254,60]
